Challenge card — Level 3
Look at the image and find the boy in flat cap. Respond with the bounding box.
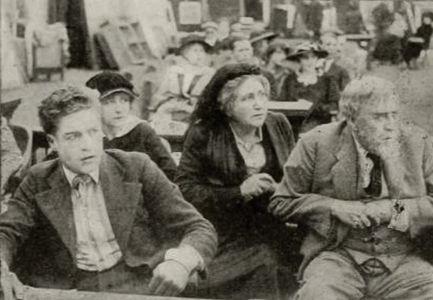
[86,71,177,180]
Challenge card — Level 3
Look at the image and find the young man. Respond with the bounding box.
[0,87,217,298]
[269,76,433,299]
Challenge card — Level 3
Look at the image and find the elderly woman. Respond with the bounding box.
[86,71,177,180]
[279,43,340,133]
[176,64,297,299]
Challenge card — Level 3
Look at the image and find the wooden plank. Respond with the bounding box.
[2,287,206,300]
[268,100,312,117]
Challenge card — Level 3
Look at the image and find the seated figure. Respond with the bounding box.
[176,64,298,299]
[0,86,217,298]
[270,76,433,300]
[150,34,215,127]
[1,117,23,199]
[86,71,177,180]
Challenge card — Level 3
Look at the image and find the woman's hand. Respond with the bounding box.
[240,173,276,202]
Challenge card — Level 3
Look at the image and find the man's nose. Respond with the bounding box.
[384,116,397,130]
[81,133,94,150]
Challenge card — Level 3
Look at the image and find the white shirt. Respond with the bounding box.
[63,166,122,271]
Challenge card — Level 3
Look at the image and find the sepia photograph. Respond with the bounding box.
[2,0,433,299]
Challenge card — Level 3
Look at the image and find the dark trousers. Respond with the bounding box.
[74,262,152,294]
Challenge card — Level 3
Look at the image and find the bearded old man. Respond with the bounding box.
[269,76,433,299]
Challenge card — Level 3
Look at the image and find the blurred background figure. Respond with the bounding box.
[176,64,297,300]
[264,41,291,94]
[279,43,340,133]
[321,1,338,34]
[403,14,433,69]
[150,34,214,127]
[229,36,278,99]
[230,36,255,64]
[343,0,367,34]
[319,30,350,91]
[239,17,255,39]
[373,3,408,65]
[303,0,324,40]
[230,22,244,38]
[1,116,23,200]
[86,71,178,180]
[281,0,297,37]
[249,30,278,66]
[202,21,221,49]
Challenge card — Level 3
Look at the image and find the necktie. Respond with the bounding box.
[360,258,389,277]
[365,153,382,198]
[71,174,92,199]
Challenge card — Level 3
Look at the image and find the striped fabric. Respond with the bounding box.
[65,168,122,271]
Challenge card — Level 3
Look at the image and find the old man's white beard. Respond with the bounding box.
[376,133,405,198]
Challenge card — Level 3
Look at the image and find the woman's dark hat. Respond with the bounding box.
[249,30,278,44]
[178,34,212,54]
[201,63,262,103]
[286,42,328,61]
[86,71,138,100]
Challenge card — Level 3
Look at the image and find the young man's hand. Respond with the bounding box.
[1,259,24,300]
[148,260,190,296]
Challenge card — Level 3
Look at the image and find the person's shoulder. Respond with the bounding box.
[104,149,154,177]
[188,120,213,135]
[266,111,289,126]
[331,62,349,74]
[27,159,60,179]
[400,122,432,146]
[299,121,345,146]
[284,70,297,80]
[134,121,156,136]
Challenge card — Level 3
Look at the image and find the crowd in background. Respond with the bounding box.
[2,2,433,300]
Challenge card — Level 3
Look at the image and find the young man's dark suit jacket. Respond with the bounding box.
[0,150,217,289]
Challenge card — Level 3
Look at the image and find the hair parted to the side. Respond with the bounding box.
[218,74,270,115]
[339,76,399,121]
[38,86,95,135]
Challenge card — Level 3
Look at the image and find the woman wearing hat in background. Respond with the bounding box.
[86,71,177,180]
[279,43,340,133]
[249,30,279,66]
[149,34,215,127]
[176,64,298,299]
[202,21,221,49]
[264,41,291,95]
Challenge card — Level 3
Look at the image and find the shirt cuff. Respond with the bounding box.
[164,245,204,274]
[388,199,409,232]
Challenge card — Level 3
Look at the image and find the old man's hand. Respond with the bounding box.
[149,260,190,296]
[331,200,371,229]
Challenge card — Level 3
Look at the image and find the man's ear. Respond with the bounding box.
[47,134,57,151]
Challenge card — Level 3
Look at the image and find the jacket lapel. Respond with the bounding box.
[330,126,363,200]
[34,164,77,261]
[264,114,291,168]
[99,153,143,253]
